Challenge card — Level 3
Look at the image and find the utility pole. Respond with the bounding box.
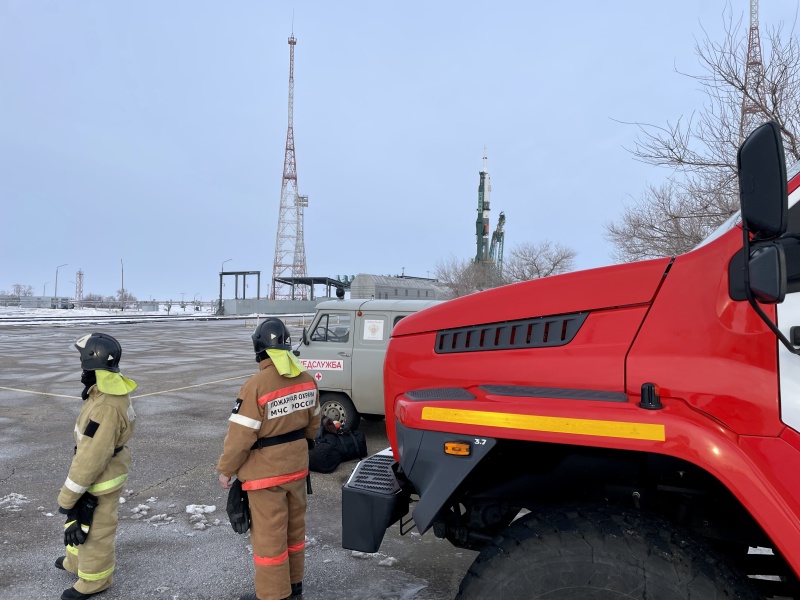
[54,264,67,307]
[120,259,124,311]
[219,258,232,315]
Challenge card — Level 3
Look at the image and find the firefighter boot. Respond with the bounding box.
[291,581,302,596]
[61,587,107,600]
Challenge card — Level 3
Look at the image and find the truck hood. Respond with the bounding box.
[394,257,673,336]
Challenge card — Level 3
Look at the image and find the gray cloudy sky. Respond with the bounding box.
[2,1,799,302]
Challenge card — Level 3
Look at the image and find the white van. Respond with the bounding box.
[295,298,442,430]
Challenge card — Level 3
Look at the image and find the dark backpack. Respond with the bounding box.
[308,418,368,473]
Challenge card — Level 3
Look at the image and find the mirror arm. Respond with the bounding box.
[743,226,800,355]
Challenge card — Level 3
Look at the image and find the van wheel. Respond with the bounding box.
[320,393,360,431]
[456,504,760,600]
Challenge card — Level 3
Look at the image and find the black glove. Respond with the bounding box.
[226,479,251,535]
[307,438,315,451]
[63,493,98,546]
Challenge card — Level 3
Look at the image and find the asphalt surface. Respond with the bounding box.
[0,318,477,600]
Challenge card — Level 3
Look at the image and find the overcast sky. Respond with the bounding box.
[2,1,799,302]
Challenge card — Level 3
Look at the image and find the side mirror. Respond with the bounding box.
[749,243,787,304]
[302,326,309,346]
[738,121,788,240]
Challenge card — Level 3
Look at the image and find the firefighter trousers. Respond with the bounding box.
[62,489,121,595]
[249,479,307,600]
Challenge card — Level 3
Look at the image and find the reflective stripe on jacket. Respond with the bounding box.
[216,359,320,484]
[58,384,136,509]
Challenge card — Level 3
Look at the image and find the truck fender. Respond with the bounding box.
[396,424,497,533]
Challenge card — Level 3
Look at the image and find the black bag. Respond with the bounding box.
[309,437,343,473]
[334,429,368,461]
[308,419,368,473]
[226,479,251,534]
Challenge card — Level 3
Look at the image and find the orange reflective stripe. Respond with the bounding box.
[241,469,308,491]
[254,550,289,566]
[257,381,317,407]
[288,540,305,553]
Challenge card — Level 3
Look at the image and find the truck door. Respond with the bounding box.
[351,311,391,415]
[300,310,353,395]
[776,188,800,435]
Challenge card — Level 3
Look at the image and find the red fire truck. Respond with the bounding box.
[342,122,800,599]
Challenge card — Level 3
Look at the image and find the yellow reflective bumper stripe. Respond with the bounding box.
[78,564,114,581]
[88,473,127,494]
[66,545,79,556]
[421,407,666,442]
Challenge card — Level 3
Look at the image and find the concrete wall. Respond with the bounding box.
[222,297,335,315]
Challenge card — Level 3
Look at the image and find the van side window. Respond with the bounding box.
[311,312,351,343]
[393,315,405,328]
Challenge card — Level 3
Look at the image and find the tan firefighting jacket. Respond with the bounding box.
[216,358,320,490]
[57,379,137,509]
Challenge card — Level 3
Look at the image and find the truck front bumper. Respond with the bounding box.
[341,448,410,553]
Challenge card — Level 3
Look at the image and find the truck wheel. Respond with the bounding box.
[319,393,361,431]
[456,504,760,600]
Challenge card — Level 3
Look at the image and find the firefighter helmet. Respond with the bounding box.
[252,318,292,353]
[74,333,122,373]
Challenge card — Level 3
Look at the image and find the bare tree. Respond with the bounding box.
[503,241,577,282]
[607,8,800,262]
[434,255,504,299]
[12,284,33,296]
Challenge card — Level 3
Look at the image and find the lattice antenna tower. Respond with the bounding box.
[271,33,309,300]
[739,0,767,144]
[75,269,84,307]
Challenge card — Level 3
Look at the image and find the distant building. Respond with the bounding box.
[349,274,444,300]
[19,296,74,309]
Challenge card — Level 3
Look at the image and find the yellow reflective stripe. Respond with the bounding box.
[64,520,77,529]
[66,545,79,556]
[78,564,114,581]
[88,473,127,494]
[421,407,666,442]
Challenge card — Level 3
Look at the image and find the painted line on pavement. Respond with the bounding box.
[0,375,251,400]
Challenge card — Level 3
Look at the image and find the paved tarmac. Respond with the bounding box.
[0,318,477,600]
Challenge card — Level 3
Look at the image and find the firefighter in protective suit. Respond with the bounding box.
[217,317,320,600]
[55,333,137,600]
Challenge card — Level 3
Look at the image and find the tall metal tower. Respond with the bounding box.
[739,0,767,144]
[75,269,84,308]
[474,149,491,263]
[271,34,309,300]
[489,211,506,275]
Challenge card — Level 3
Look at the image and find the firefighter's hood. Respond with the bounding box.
[95,370,138,395]
[266,349,306,378]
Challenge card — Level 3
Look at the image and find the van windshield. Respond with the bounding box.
[311,312,352,343]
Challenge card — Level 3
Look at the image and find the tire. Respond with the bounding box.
[456,504,760,600]
[319,392,360,431]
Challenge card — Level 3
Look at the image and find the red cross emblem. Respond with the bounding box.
[314,372,323,381]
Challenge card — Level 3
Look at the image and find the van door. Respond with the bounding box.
[351,310,391,415]
[299,310,353,395]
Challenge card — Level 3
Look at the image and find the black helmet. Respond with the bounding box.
[75,333,122,372]
[252,318,292,353]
